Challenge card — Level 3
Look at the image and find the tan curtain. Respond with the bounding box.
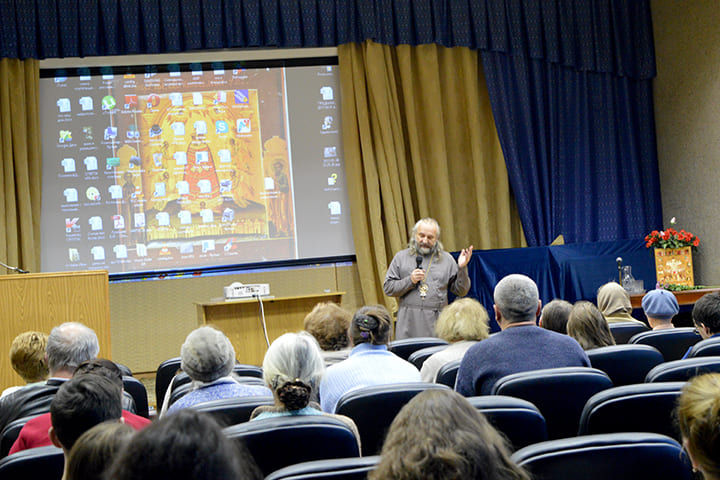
[0,58,41,273]
[339,40,525,309]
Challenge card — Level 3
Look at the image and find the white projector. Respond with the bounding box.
[224,282,270,299]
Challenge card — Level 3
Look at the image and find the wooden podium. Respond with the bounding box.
[0,270,111,392]
[196,292,344,366]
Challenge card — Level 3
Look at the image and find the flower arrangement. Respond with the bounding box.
[645,217,699,249]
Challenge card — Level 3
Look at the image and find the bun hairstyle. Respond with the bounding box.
[349,305,392,346]
[276,380,312,411]
[262,332,325,412]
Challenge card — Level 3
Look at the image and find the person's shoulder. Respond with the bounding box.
[121,410,152,428]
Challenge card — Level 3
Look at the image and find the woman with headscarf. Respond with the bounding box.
[596,282,646,325]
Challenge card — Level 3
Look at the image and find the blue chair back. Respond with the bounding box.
[579,382,685,439]
[511,433,692,480]
[586,344,664,385]
[492,367,613,440]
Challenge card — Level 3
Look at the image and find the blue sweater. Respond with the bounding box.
[455,325,590,396]
[319,343,421,413]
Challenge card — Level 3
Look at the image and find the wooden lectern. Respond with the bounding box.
[0,270,111,392]
[196,292,344,366]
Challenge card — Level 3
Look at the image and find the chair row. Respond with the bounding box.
[0,430,691,480]
[262,432,692,480]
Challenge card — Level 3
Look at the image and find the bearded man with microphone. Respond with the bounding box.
[383,218,473,339]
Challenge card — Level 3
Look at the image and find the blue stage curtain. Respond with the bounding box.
[2,0,656,68]
[479,0,662,245]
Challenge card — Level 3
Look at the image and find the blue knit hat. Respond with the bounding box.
[641,289,679,320]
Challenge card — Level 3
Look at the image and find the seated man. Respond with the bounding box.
[455,274,590,396]
[48,374,123,461]
[9,359,151,454]
[642,288,679,330]
[682,292,720,359]
[0,322,100,433]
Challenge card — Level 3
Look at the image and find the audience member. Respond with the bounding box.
[642,288,679,330]
[369,389,530,480]
[456,274,590,396]
[165,326,271,415]
[107,409,263,480]
[420,298,490,382]
[596,282,646,325]
[66,421,135,480]
[567,301,616,350]
[675,373,720,479]
[49,374,123,477]
[303,301,353,366]
[0,322,99,433]
[9,358,151,454]
[682,292,720,359]
[1,331,49,398]
[320,305,421,413]
[250,332,360,447]
[539,299,573,334]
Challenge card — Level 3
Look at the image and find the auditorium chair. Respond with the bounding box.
[407,345,449,370]
[155,356,182,412]
[586,344,664,386]
[609,321,650,344]
[629,327,702,361]
[223,416,360,477]
[334,382,450,455]
[122,375,150,418]
[187,395,274,426]
[388,337,449,360]
[578,382,685,439]
[645,356,720,383]
[0,415,38,458]
[0,445,64,479]
[491,367,613,440]
[511,432,692,480]
[686,336,720,358]
[265,456,381,480]
[114,362,133,377]
[466,395,547,450]
[435,359,462,387]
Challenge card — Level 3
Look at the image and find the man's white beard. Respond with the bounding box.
[418,245,432,255]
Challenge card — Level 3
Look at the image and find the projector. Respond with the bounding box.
[224,282,270,299]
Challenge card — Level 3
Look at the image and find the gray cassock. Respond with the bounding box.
[383,248,471,339]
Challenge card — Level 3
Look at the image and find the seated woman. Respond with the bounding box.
[539,299,573,334]
[369,389,530,480]
[166,326,271,414]
[676,373,720,480]
[108,409,262,480]
[320,305,421,413]
[303,302,353,366]
[250,332,360,445]
[420,298,489,382]
[66,422,135,480]
[596,282,646,325]
[567,301,616,350]
[1,331,49,398]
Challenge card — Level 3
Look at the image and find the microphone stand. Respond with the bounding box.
[0,260,29,274]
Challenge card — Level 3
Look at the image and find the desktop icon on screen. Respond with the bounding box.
[101,95,116,111]
[57,98,71,113]
[234,89,249,104]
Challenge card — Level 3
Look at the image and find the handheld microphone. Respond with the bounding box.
[416,255,423,270]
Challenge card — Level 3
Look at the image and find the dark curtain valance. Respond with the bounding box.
[1,0,655,79]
